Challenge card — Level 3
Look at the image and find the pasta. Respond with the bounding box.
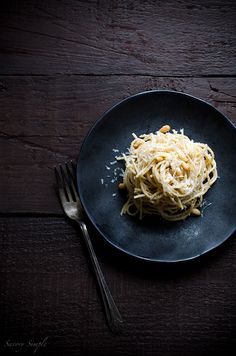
[117,125,218,221]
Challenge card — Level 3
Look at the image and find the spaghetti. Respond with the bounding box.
[117,125,218,221]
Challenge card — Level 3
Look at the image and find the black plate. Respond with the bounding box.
[77,90,236,262]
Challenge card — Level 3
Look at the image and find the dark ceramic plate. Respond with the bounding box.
[77,90,236,262]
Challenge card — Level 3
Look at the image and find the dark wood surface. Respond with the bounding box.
[0,1,235,355]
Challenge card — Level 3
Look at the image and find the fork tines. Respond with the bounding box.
[55,161,79,203]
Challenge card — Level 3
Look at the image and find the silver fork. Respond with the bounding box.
[54,161,123,333]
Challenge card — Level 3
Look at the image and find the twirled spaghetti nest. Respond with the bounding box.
[118,126,218,221]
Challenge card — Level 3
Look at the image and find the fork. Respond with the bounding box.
[54,161,123,333]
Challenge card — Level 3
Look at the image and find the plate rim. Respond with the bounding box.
[77,89,236,263]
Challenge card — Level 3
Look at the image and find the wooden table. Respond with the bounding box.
[1,1,235,355]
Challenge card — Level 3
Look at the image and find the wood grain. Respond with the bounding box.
[0,75,235,214]
[0,0,235,76]
[0,1,236,354]
[1,217,235,356]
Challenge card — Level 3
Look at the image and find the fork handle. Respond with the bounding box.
[76,220,123,333]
